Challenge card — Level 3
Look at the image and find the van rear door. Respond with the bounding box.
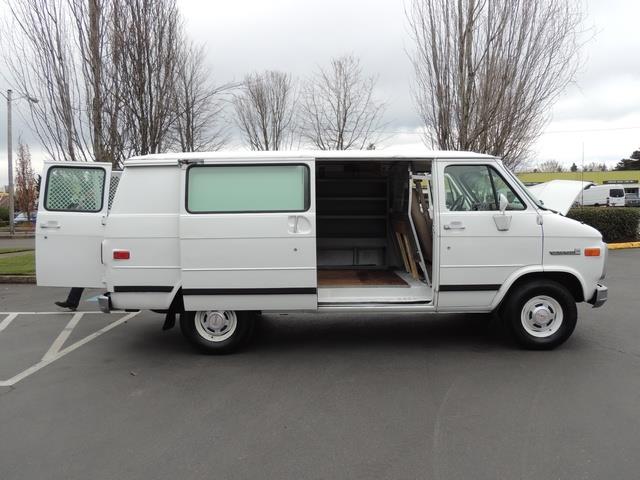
[180,160,317,312]
[36,161,112,287]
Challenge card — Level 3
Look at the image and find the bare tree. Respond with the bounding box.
[536,159,564,172]
[172,42,233,152]
[299,55,386,150]
[3,0,201,165]
[582,161,608,172]
[68,0,127,166]
[111,0,182,157]
[3,0,91,162]
[233,71,297,151]
[14,141,38,222]
[407,0,584,170]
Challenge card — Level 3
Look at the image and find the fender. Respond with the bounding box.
[542,264,591,300]
[489,265,587,311]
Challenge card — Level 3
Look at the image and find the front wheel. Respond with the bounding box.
[180,310,255,354]
[502,280,577,350]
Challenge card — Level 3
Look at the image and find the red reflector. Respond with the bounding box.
[113,250,130,260]
[584,248,601,257]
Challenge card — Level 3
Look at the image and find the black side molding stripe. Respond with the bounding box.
[114,286,173,293]
[440,284,501,292]
[183,288,317,296]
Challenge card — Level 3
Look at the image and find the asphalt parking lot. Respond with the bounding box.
[1,250,639,479]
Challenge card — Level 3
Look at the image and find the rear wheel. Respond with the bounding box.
[502,280,577,350]
[180,310,254,354]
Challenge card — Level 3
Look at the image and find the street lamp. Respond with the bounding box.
[3,89,39,236]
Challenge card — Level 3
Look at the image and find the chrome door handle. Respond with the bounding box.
[40,222,60,229]
[444,222,465,230]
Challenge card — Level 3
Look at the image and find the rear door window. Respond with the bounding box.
[44,166,106,212]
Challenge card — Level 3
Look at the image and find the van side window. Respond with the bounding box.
[444,165,525,211]
[44,166,106,212]
[187,164,310,213]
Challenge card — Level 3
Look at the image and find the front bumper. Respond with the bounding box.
[588,284,608,308]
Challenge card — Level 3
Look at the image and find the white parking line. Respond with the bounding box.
[0,313,19,332]
[0,311,140,387]
[42,312,84,362]
[0,311,128,315]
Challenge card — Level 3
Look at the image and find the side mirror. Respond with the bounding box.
[499,193,509,214]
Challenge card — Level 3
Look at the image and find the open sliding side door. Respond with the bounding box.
[36,161,112,287]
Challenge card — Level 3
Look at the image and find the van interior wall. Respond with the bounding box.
[316,160,420,287]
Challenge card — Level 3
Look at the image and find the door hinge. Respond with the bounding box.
[536,214,543,225]
[178,159,204,167]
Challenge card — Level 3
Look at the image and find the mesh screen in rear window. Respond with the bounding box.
[45,166,106,212]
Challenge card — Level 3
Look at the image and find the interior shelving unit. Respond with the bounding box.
[316,176,389,268]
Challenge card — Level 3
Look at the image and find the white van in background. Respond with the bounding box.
[578,184,626,207]
[35,151,608,353]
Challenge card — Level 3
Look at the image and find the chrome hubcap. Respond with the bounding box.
[521,296,563,338]
[194,310,237,342]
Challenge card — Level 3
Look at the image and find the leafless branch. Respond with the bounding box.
[171,41,234,152]
[299,55,387,150]
[232,71,297,151]
[407,0,585,170]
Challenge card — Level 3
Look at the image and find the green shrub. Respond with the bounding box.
[567,207,640,243]
[0,207,9,222]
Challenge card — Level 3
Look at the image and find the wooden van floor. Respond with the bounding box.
[317,269,409,288]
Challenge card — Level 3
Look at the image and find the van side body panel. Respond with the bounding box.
[179,160,318,312]
[104,166,180,310]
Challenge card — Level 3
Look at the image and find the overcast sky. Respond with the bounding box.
[1,0,639,185]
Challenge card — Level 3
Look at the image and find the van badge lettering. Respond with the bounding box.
[549,249,581,256]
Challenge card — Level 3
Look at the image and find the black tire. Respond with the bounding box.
[180,310,255,354]
[502,280,577,350]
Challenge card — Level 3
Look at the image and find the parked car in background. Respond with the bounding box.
[624,193,640,207]
[14,212,37,224]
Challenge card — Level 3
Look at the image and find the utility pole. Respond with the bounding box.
[7,89,14,236]
[3,89,38,236]
[581,142,585,206]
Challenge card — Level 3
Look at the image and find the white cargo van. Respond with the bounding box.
[578,184,626,207]
[36,151,608,353]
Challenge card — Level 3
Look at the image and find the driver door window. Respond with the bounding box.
[444,165,525,211]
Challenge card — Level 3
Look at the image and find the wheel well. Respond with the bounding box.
[503,272,584,304]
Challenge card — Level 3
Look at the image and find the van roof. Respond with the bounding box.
[125,149,496,166]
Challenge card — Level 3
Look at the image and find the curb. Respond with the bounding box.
[0,275,36,284]
[608,242,640,250]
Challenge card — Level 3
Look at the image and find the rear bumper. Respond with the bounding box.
[588,284,608,308]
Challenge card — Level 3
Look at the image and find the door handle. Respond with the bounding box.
[40,221,61,229]
[288,216,312,234]
[444,222,465,230]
